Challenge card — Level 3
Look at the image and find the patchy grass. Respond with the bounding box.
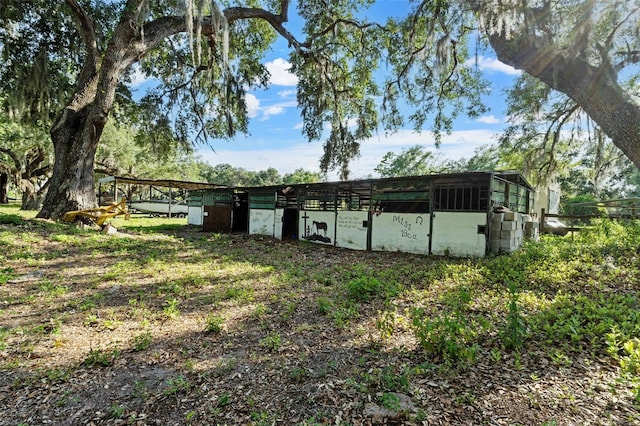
[0,203,638,424]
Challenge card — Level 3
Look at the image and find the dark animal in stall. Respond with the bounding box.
[313,220,328,236]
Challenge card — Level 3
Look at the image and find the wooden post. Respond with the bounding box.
[540,208,546,234]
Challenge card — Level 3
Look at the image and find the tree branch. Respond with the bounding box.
[65,0,100,88]
[135,5,308,63]
[0,147,21,172]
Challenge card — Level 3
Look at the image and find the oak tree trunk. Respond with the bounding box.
[36,105,107,219]
[0,173,8,204]
[486,33,640,169]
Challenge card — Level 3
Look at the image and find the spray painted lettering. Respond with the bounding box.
[393,215,418,240]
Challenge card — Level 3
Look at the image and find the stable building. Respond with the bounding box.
[191,171,535,257]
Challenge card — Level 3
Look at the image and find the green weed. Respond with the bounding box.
[316,296,333,314]
[330,303,359,328]
[110,403,126,418]
[84,347,119,367]
[132,330,153,351]
[501,279,527,350]
[259,332,282,352]
[0,267,15,285]
[344,264,398,301]
[163,297,180,319]
[204,313,224,334]
[164,375,190,395]
[380,392,401,411]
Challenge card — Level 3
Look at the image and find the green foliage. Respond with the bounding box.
[562,194,604,216]
[0,214,24,225]
[501,280,527,351]
[374,145,446,177]
[163,375,190,395]
[259,332,282,352]
[204,313,224,334]
[344,264,399,302]
[330,303,360,328]
[411,307,479,366]
[316,296,333,315]
[363,365,411,393]
[199,163,321,187]
[380,392,401,411]
[110,403,126,419]
[0,267,15,285]
[163,297,180,319]
[532,294,639,353]
[84,347,119,367]
[132,330,153,351]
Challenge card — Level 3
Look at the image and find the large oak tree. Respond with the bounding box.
[1,0,638,219]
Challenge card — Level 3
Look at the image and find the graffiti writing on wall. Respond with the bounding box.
[393,214,425,240]
[337,214,366,231]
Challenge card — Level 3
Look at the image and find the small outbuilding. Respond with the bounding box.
[193,171,535,257]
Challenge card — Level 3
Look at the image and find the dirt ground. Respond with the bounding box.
[0,219,638,425]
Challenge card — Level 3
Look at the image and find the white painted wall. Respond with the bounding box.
[299,211,336,245]
[431,212,487,257]
[371,213,430,254]
[249,209,275,236]
[188,206,203,226]
[274,208,284,240]
[336,211,369,250]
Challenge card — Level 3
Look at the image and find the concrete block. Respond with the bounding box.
[503,212,516,221]
[491,213,504,223]
[501,230,516,239]
[500,239,518,250]
[501,221,517,231]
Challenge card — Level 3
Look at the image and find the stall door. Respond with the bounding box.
[430,212,487,257]
[203,205,232,232]
[274,208,284,240]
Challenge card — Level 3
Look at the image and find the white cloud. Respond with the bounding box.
[476,115,501,124]
[468,56,521,75]
[245,93,260,118]
[261,105,285,120]
[128,64,150,87]
[265,58,299,86]
[278,89,297,98]
[197,128,500,181]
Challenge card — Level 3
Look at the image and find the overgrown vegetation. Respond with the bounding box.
[0,204,638,424]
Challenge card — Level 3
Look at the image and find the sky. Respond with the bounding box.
[132,4,522,181]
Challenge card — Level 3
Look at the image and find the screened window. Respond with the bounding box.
[300,189,336,211]
[433,184,488,211]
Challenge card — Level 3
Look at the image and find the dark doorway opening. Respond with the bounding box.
[232,192,249,232]
[282,208,298,240]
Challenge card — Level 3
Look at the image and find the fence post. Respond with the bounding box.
[540,208,545,234]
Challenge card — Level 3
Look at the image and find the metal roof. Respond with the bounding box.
[98,175,226,191]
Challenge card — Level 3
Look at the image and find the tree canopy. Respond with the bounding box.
[0,1,638,219]
[374,145,445,178]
